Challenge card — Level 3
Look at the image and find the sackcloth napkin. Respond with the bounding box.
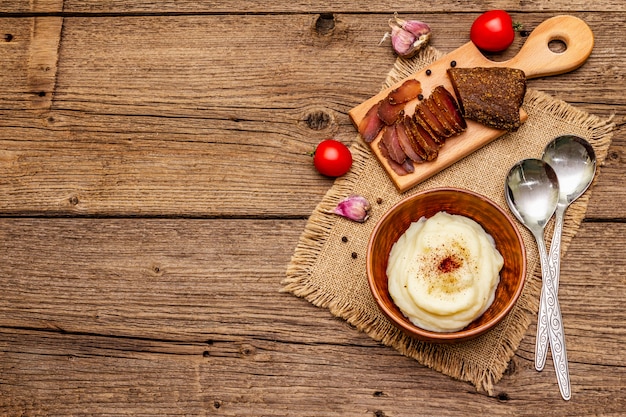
[282,46,614,393]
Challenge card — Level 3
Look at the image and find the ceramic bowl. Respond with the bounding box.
[366,188,527,343]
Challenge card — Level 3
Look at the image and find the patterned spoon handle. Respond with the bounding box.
[536,206,565,371]
[536,234,571,400]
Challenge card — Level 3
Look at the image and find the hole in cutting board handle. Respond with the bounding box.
[548,39,568,54]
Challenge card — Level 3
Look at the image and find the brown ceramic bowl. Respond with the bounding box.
[366,188,526,343]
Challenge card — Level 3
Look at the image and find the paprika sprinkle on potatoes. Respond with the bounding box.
[438,255,462,273]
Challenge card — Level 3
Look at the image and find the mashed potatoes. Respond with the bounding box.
[387,211,504,332]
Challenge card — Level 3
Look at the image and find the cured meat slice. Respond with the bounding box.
[401,116,428,161]
[447,67,527,131]
[413,120,440,160]
[405,116,438,161]
[380,124,406,164]
[414,101,450,139]
[388,79,422,105]
[379,140,412,176]
[401,158,415,173]
[358,101,384,142]
[378,97,405,125]
[425,97,456,137]
[431,85,467,132]
[395,120,424,163]
[412,111,443,146]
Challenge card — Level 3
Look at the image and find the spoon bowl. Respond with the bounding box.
[505,159,560,233]
[543,135,596,204]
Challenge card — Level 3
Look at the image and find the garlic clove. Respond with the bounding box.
[390,25,417,57]
[332,195,371,223]
[386,14,431,58]
[402,19,431,39]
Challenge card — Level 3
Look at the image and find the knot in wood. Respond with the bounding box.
[305,109,333,130]
[503,357,517,376]
[315,13,335,35]
[239,343,256,357]
[496,392,510,402]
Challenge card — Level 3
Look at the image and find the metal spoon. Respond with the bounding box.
[535,136,597,374]
[505,159,571,400]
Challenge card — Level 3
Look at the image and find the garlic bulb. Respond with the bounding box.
[383,14,431,58]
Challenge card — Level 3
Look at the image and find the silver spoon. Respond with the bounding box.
[505,159,571,400]
[535,136,597,374]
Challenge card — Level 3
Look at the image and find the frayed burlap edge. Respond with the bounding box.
[282,46,615,393]
[282,143,373,308]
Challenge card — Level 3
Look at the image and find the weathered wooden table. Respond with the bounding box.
[1,1,624,415]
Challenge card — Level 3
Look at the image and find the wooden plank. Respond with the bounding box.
[0,13,623,217]
[53,13,626,109]
[2,1,625,14]
[0,121,331,216]
[0,218,623,350]
[0,327,623,416]
[0,219,624,414]
[0,218,311,341]
[0,111,620,218]
[1,13,621,110]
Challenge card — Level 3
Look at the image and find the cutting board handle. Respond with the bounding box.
[503,15,594,78]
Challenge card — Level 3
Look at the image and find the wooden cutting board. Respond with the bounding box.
[348,15,594,192]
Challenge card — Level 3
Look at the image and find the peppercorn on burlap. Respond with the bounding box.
[282,47,614,393]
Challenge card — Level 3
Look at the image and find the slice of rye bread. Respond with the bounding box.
[447,67,527,132]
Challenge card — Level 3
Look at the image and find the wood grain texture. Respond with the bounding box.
[0,2,624,415]
[0,13,623,216]
[2,1,625,13]
[0,219,624,415]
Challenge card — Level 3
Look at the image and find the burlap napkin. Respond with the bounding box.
[282,46,614,393]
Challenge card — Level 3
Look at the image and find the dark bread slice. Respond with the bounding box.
[447,67,526,131]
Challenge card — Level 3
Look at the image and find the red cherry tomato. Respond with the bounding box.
[312,139,352,177]
[470,10,516,52]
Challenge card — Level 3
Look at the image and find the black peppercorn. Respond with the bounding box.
[351,252,358,259]
[450,60,457,67]
[418,94,424,100]
[341,236,348,243]
[425,69,432,76]
[376,197,383,204]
